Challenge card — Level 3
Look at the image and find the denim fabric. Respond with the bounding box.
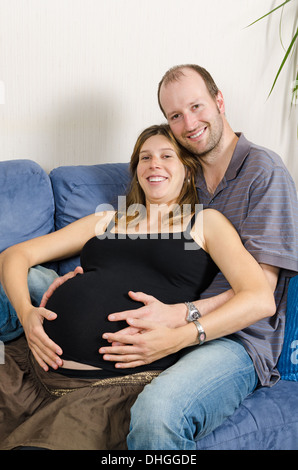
[0,265,58,343]
[127,337,258,450]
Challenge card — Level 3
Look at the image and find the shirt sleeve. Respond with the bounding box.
[240,164,298,272]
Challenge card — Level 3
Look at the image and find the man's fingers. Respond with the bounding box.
[108,308,145,322]
[107,291,157,322]
[127,291,155,304]
[102,319,154,345]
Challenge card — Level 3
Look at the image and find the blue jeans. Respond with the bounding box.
[127,336,258,450]
[0,265,58,343]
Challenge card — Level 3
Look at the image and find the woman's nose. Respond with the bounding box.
[150,156,161,168]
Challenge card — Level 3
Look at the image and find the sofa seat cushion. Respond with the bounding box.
[196,380,298,450]
[278,275,298,381]
[49,163,130,274]
[0,160,55,252]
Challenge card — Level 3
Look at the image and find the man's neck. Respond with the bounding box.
[199,125,238,195]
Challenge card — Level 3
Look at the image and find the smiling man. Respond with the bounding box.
[159,67,225,154]
[158,66,238,195]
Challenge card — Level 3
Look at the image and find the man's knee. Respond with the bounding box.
[130,382,180,436]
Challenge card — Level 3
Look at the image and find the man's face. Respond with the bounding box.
[159,69,225,158]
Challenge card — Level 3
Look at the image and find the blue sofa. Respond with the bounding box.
[1,159,298,450]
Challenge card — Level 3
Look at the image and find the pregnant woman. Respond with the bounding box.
[0,124,274,450]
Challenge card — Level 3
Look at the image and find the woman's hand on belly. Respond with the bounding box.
[39,266,84,308]
[99,319,198,369]
[22,305,64,371]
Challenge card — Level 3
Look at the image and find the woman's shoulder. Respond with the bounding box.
[194,208,228,226]
[192,208,235,251]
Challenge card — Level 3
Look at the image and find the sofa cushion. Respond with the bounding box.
[49,163,131,274]
[196,380,298,450]
[0,160,55,253]
[277,275,298,381]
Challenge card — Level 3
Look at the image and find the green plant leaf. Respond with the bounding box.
[246,0,292,27]
[268,25,298,97]
[292,68,298,105]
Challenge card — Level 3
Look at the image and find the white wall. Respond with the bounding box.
[0,0,297,186]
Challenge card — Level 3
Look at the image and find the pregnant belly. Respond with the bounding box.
[43,272,178,372]
[44,272,140,364]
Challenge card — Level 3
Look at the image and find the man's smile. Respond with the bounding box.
[187,126,207,140]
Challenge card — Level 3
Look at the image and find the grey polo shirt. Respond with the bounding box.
[196,133,298,386]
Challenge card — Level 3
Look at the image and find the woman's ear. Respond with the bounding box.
[185,168,191,183]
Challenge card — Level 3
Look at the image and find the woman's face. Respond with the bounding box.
[136,134,186,206]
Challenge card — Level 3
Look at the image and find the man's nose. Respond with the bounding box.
[184,113,197,131]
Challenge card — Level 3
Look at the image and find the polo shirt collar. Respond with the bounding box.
[224,133,251,181]
[195,132,251,189]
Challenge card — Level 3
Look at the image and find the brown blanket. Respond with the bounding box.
[0,336,159,450]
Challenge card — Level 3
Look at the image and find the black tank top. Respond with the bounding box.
[44,217,218,376]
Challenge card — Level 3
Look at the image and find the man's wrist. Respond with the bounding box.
[171,303,191,327]
[185,301,201,322]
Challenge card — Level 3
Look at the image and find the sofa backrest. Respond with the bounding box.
[49,162,131,274]
[0,159,131,275]
[0,159,55,253]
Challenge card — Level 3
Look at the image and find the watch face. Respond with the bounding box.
[190,310,200,321]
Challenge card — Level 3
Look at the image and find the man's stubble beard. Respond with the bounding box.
[178,111,224,161]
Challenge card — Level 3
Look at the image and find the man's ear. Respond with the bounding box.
[215,90,225,114]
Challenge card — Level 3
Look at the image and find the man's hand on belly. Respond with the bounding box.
[106,291,187,339]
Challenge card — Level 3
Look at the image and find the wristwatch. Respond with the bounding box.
[185,302,201,322]
[193,320,206,345]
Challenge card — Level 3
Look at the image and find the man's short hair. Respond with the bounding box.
[158,64,219,116]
